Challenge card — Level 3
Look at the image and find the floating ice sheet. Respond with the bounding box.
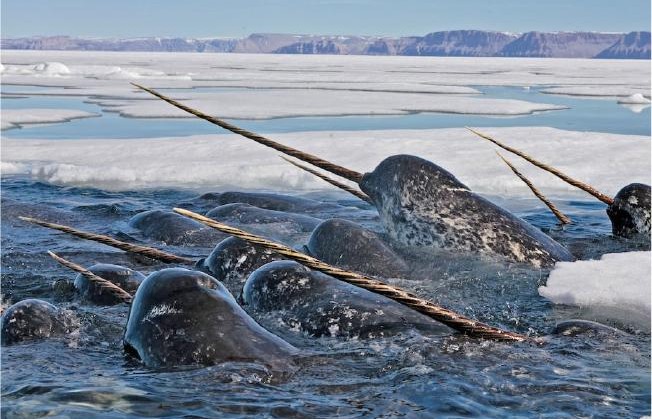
[1,51,649,99]
[2,126,649,194]
[539,252,651,329]
[111,89,568,119]
[1,108,100,130]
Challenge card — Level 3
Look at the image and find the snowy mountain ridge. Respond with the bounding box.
[2,30,650,59]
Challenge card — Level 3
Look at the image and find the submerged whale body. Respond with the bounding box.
[123,268,298,369]
[74,263,145,305]
[199,237,287,296]
[552,319,628,337]
[200,191,340,214]
[206,203,321,245]
[359,155,574,267]
[306,218,409,278]
[129,210,228,246]
[606,183,651,239]
[242,261,451,339]
[1,299,73,346]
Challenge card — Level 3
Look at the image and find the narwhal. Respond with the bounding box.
[132,84,573,267]
[467,128,651,240]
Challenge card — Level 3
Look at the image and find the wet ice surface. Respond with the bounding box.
[1,177,650,418]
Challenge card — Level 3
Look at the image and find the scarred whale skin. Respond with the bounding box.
[359,155,574,267]
[242,261,452,339]
[199,237,287,297]
[123,268,298,369]
[1,299,72,346]
[607,183,651,239]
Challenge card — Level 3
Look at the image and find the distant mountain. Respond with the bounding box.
[401,30,518,57]
[2,31,650,59]
[498,31,621,58]
[595,31,651,59]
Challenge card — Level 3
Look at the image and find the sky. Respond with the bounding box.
[1,0,650,39]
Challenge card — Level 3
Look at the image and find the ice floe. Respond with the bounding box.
[2,127,649,194]
[539,252,651,330]
[617,93,651,104]
[1,108,100,130]
[1,51,649,99]
[112,89,567,119]
[541,85,651,99]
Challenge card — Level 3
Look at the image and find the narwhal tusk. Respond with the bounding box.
[466,127,614,205]
[173,207,531,343]
[280,156,373,203]
[496,152,571,225]
[131,83,364,183]
[20,216,194,264]
[47,251,133,303]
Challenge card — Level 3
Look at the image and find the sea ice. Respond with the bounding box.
[617,93,651,104]
[1,109,100,130]
[539,252,651,330]
[110,89,568,119]
[2,127,649,194]
[1,51,649,100]
[541,85,651,99]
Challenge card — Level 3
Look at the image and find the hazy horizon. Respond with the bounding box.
[3,28,650,40]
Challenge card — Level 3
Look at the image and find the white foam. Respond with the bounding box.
[2,127,649,194]
[539,252,651,328]
[1,109,99,130]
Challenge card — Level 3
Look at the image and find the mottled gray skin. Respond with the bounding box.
[1,299,71,346]
[552,320,627,337]
[123,268,298,369]
[606,183,651,239]
[206,203,321,245]
[359,155,573,267]
[242,261,451,339]
[129,210,227,246]
[306,218,409,278]
[199,237,287,297]
[74,263,145,305]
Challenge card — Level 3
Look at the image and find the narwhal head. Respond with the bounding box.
[360,154,469,210]
[606,183,651,238]
[123,268,297,369]
[359,155,475,248]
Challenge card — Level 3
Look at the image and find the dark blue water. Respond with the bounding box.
[2,85,650,139]
[1,176,650,418]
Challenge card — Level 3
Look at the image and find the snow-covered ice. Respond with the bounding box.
[109,89,567,119]
[2,127,649,193]
[541,85,651,99]
[539,252,651,330]
[1,109,100,130]
[1,50,649,100]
